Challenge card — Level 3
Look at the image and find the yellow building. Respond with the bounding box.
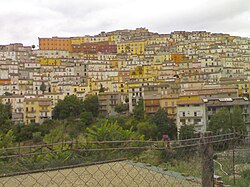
[147,35,168,45]
[117,40,146,55]
[130,66,144,76]
[130,65,157,78]
[24,97,52,124]
[36,58,61,66]
[71,37,85,45]
[179,92,200,101]
[237,82,250,98]
[117,81,129,93]
[160,95,179,119]
[108,34,118,44]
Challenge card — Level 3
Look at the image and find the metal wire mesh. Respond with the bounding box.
[0,133,249,187]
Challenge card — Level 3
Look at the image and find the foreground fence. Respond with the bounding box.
[0,132,249,186]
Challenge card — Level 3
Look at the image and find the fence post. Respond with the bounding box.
[232,129,236,186]
[201,131,214,187]
[18,141,21,157]
[29,141,32,156]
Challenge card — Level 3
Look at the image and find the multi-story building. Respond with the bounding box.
[23,97,52,124]
[176,98,207,133]
[117,40,146,55]
[203,97,250,128]
[98,92,127,115]
[0,28,249,125]
[38,37,72,51]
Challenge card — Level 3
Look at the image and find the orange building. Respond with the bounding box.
[0,79,11,85]
[170,53,188,63]
[39,37,72,51]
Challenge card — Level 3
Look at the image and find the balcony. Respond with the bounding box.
[26,110,36,113]
[39,102,51,106]
[179,115,202,118]
[26,113,36,118]
[40,109,50,112]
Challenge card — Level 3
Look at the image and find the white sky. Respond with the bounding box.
[0,0,250,46]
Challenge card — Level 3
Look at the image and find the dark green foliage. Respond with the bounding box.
[136,121,157,140]
[208,108,231,134]
[107,114,128,126]
[13,123,40,142]
[32,132,43,144]
[148,108,177,140]
[149,108,168,139]
[80,111,94,127]
[208,107,246,134]
[39,119,56,136]
[0,103,12,133]
[167,122,177,140]
[133,99,144,121]
[123,117,138,130]
[125,97,129,103]
[43,123,66,144]
[0,130,15,148]
[83,95,99,117]
[52,95,85,120]
[85,120,144,141]
[179,125,195,139]
[114,103,129,113]
[240,169,250,186]
[231,106,245,133]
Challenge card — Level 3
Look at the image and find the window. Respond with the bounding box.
[194,112,197,116]
[182,112,185,117]
[165,102,168,107]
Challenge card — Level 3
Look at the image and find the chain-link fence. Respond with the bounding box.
[0,132,249,186]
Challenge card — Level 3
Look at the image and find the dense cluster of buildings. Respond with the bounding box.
[1,28,250,133]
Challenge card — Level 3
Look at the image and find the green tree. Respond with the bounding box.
[80,111,94,126]
[85,120,143,141]
[114,103,128,114]
[83,95,99,117]
[0,130,15,148]
[43,124,66,144]
[133,99,144,121]
[136,121,157,140]
[208,107,244,134]
[208,107,230,134]
[148,108,176,139]
[13,123,40,141]
[53,95,85,120]
[231,106,245,133]
[179,125,195,139]
[65,119,80,139]
[0,103,12,133]
[32,132,43,144]
[40,119,57,136]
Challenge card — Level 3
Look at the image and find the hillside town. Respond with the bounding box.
[1,28,250,134]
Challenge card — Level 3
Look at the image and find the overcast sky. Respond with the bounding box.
[1,0,250,46]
